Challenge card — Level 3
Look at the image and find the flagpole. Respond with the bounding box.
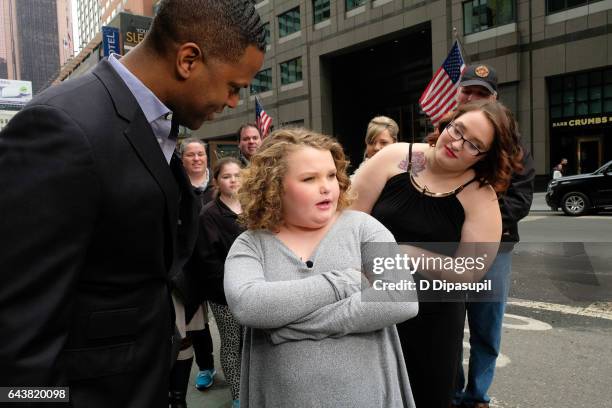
[255,94,261,134]
[453,27,470,65]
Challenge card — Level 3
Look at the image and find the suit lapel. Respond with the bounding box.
[93,59,178,271]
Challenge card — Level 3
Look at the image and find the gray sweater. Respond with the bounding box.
[224,210,418,408]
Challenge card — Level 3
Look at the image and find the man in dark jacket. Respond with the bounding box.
[452,64,535,408]
[0,1,265,407]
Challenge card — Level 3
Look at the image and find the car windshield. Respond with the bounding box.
[593,161,612,175]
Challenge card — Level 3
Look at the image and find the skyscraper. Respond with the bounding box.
[76,0,155,50]
[76,0,100,49]
[0,0,73,94]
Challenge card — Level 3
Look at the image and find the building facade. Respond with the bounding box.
[0,0,72,94]
[76,0,101,48]
[76,0,155,48]
[189,0,612,183]
[100,0,155,26]
[0,0,18,80]
[56,10,153,82]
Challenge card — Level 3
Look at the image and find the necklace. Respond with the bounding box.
[409,172,469,197]
[408,145,474,197]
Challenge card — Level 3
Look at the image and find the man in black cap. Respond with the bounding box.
[456,64,498,104]
[452,64,535,408]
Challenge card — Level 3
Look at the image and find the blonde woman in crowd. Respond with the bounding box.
[352,115,399,178]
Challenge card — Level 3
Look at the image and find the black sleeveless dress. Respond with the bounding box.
[371,145,474,408]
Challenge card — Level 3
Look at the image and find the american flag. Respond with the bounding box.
[255,96,272,138]
[419,41,466,124]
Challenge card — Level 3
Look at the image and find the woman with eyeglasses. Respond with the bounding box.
[350,100,524,408]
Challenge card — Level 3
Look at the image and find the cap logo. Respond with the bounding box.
[475,65,489,78]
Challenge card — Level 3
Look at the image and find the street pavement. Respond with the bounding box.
[473,196,612,407]
[186,193,612,408]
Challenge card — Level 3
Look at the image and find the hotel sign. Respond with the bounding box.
[102,26,121,57]
[552,115,612,128]
[120,13,152,53]
[107,12,152,55]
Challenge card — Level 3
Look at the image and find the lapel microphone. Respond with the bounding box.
[305,260,314,268]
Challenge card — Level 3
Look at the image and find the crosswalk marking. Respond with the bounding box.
[507,298,612,320]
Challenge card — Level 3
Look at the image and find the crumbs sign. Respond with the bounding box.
[552,115,612,128]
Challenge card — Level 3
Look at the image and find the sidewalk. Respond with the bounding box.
[186,317,233,408]
[530,192,550,212]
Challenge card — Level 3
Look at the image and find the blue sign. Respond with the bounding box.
[102,26,121,57]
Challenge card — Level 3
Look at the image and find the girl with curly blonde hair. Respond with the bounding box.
[224,127,418,408]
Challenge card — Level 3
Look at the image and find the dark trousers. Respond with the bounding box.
[189,323,214,371]
[397,300,466,408]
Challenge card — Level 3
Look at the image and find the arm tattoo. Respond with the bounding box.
[410,152,426,175]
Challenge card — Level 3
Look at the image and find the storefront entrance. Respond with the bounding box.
[577,136,603,174]
[326,23,432,172]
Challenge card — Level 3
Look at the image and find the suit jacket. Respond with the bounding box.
[0,60,197,407]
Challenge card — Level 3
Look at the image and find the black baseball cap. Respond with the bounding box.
[460,64,498,95]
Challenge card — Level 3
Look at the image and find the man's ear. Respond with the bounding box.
[176,42,202,79]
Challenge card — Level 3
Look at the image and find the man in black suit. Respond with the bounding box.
[0,1,265,407]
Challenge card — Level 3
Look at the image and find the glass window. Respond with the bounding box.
[346,0,366,11]
[590,100,602,114]
[314,0,331,24]
[263,22,270,46]
[546,0,602,15]
[549,77,563,91]
[250,68,272,94]
[576,73,588,88]
[280,57,303,85]
[590,86,602,100]
[549,68,612,119]
[590,71,602,85]
[463,0,516,35]
[551,91,563,105]
[278,7,300,37]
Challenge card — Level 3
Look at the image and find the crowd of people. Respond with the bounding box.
[0,1,535,408]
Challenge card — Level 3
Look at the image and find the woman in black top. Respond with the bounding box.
[193,157,244,408]
[351,100,523,408]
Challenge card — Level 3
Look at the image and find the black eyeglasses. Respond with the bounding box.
[445,122,488,156]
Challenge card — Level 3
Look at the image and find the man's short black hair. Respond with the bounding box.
[148,0,266,62]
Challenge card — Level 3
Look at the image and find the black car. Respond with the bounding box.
[546,160,612,216]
